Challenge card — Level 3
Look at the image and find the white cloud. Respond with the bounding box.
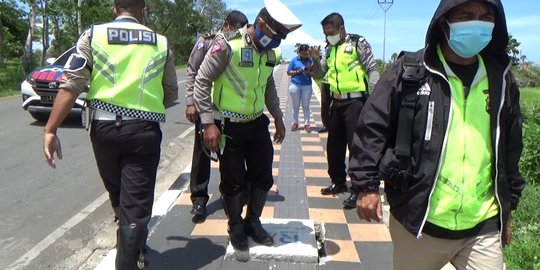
[282,29,324,47]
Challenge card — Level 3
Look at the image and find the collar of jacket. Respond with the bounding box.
[114,16,139,23]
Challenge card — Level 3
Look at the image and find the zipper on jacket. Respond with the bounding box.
[494,63,512,247]
[254,53,262,114]
[334,46,341,94]
[417,63,453,239]
[455,93,467,229]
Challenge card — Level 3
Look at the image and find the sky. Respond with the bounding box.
[223,0,540,64]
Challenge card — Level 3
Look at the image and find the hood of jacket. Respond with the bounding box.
[424,0,510,68]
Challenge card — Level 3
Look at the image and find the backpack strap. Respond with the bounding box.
[395,50,425,172]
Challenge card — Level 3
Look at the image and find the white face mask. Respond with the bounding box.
[326,33,341,46]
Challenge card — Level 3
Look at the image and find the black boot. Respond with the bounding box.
[116,223,147,270]
[222,193,249,251]
[244,188,274,246]
[113,206,120,224]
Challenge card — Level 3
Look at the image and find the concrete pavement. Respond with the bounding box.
[96,65,394,270]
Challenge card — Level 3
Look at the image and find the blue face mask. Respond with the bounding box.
[254,25,281,49]
[447,20,494,58]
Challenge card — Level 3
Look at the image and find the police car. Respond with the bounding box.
[20,47,86,123]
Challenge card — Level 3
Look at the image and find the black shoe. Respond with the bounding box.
[191,203,207,223]
[245,219,274,246]
[191,203,206,215]
[318,126,328,133]
[229,222,249,251]
[321,184,347,195]
[343,192,359,209]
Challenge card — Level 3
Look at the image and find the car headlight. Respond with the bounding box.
[26,76,36,86]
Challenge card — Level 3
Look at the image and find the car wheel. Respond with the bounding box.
[30,112,50,123]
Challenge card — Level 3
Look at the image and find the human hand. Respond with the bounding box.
[273,118,285,143]
[44,132,63,169]
[202,124,221,153]
[185,105,198,124]
[356,191,383,223]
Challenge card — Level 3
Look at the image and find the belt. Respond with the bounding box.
[331,91,366,100]
[213,110,254,124]
[93,109,138,121]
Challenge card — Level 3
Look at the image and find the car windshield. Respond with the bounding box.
[52,47,76,66]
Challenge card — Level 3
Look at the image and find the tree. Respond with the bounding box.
[22,0,37,73]
[38,0,50,65]
[506,34,521,66]
[0,0,27,65]
[390,52,398,63]
[194,0,228,33]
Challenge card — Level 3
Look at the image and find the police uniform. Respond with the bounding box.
[60,16,178,269]
[185,32,216,217]
[312,33,380,208]
[193,0,301,253]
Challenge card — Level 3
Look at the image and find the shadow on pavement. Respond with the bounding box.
[145,236,226,269]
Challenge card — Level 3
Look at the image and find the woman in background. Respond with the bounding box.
[287,44,314,132]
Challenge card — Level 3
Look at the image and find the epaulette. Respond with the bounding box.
[221,30,242,41]
[201,32,216,40]
[348,34,366,44]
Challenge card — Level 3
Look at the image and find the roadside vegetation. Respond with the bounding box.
[1,0,228,97]
[504,86,540,270]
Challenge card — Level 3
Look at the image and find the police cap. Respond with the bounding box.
[257,0,302,39]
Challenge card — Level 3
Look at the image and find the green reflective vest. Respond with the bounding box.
[212,36,281,121]
[427,47,499,230]
[88,22,168,121]
[324,37,368,94]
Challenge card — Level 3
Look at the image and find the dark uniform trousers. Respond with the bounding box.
[190,117,211,205]
[327,96,366,185]
[320,83,331,127]
[217,114,274,225]
[90,119,162,227]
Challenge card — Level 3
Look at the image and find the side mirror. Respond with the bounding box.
[45,58,56,65]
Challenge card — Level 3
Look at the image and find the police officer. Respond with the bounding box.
[43,0,178,269]
[193,0,301,254]
[311,12,380,209]
[185,10,248,224]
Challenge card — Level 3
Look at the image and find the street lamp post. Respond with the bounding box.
[378,0,393,65]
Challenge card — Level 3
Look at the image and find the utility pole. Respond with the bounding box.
[378,0,393,65]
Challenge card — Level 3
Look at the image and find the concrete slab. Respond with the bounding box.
[224,218,318,264]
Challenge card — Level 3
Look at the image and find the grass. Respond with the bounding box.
[0,60,25,97]
[504,86,540,270]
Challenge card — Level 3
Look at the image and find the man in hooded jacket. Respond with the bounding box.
[349,0,526,269]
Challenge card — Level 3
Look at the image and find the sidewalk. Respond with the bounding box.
[100,66,393,270]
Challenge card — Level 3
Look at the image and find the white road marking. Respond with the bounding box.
[7,193,109,270]
[8,126,196,269]
[177,79,186,85]
[95,164,192,270]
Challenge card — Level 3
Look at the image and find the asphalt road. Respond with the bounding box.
[0,69,194,270]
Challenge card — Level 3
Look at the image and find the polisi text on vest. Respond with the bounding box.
[107,28,157,45]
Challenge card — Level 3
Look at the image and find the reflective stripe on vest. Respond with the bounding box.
[324,39,368,94]
[88,22,168,121]
[212,36,281,121]
[427,47,499,230]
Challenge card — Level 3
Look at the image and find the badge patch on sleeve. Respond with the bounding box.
[63,53,88,72]
[210,42,222,54]
[196,41,204,50]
